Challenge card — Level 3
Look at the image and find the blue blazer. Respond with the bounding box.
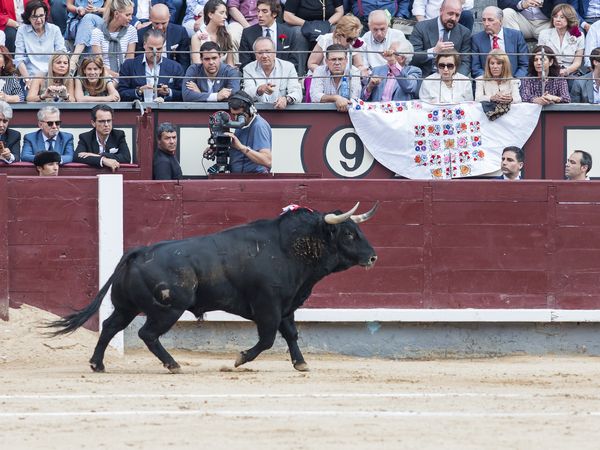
[118,55,184,101]
[182,63,241,102]
[136,23,191,71]
[361,64,422,101]
[570,72,596,103]
[471,28,529,79]
[21,130,74,164]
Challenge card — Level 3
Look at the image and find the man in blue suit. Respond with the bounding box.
[119,29,184,102]
[571,47,600,103]
[136,4,191,71]
[182,42,241,102]
[471,6,529,79]
[21,106,74,164]
[499,0,585,40]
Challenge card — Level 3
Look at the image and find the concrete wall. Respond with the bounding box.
[125,319,599,358]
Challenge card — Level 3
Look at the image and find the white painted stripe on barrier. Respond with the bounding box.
[0,410,587,419]
[0,392,532,400]
[179,308,600,323]
[98,174,124,353]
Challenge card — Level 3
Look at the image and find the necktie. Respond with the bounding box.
[442,29,450,42]
[265,28,271,38]
[47,138,54,152]
[492,35,499,50]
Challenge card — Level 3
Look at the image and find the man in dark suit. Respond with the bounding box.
[119,29,185,102]
[182,41,241,102]
[238,0,299,73]
[0,101,21,164]
[74,105,131,172]
[499,0,585,40]
[136,3,191,71]
[571,47,600,103]
[499,146,524,180]
[21,106,74,164]
[409,0,471,78]
[471,6,529,78]
[153,122,182,180]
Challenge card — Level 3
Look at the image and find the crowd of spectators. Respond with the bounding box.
[0,0,600,109]
[2,0,600,177]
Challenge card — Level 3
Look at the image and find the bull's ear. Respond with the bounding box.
[323,202,360,224]
[351,202,379,224]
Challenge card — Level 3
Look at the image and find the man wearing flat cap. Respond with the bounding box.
[33,151,61,176]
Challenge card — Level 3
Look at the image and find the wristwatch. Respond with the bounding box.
[286,96,294,104]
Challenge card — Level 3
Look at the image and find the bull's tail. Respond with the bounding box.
[45,250,137,336]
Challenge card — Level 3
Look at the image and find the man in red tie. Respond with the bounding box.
[470,5,529,79]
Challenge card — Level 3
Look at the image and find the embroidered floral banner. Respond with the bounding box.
[348,100,542,180]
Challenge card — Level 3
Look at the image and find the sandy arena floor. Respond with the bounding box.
[2,305,600,449]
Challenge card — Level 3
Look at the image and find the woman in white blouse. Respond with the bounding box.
[419,50,473,104]
[537,3,584,77]
[475,49,521,103]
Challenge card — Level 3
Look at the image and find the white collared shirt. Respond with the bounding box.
[143,54,163,88]
[262,23,277,47]
[362,28,409,69]
[489,28,505,51]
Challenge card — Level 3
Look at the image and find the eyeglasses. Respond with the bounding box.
[30,13,45,20]
[438,63,455,70]
[95,119,112,125]
[42,120,61,127]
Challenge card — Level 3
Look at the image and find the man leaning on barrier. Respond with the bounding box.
[21,106,74,165]
[243,36,302,109]
[73,105,131,172]
[182,41,241,102]
[310,43,360,113]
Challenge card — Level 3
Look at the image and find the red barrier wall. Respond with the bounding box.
[3,178,600,325]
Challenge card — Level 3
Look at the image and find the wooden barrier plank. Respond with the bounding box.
[432,224,549,248]
[0,174,7,320]
[432,202,549,225]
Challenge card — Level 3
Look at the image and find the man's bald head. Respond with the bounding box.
[150,3,170,32]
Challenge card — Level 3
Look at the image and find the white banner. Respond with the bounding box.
[348,100,542,180]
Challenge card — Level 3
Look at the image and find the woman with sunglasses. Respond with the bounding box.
[419,49,473,104]
[475,49,521,104]
[27,52,75,102]
[520,45,570,105]
[14,1,67,90]
[306,15,367,76]
[0,46,25,103]
[74,55,120,102]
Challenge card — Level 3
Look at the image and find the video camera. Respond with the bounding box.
[205,111,246,173]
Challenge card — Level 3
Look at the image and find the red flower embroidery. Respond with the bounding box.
[352,38,364,49]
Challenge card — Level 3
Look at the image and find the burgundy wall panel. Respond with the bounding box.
[0,175,7,319]
[5,178,600,319]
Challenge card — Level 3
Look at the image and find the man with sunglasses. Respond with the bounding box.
[21,106,74,164]
[74,105,131,172]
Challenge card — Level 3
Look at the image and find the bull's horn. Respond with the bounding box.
[351,202,379,224]
[324,202,360,225]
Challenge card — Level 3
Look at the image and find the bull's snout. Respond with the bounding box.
[363,254,377,269]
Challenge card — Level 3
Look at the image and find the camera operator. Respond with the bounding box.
[205,91,272,173]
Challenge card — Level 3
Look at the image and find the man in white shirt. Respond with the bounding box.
[362,10,410,70]
[243,37,302,109]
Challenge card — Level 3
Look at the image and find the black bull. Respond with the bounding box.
[48,202,378,373]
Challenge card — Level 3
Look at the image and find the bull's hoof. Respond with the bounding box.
[165,362,182,374]
[90,361,105,373]
[234,351,247,367]
[293,361,310,372]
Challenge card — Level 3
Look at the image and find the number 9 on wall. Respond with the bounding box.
[324,127,375,178]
